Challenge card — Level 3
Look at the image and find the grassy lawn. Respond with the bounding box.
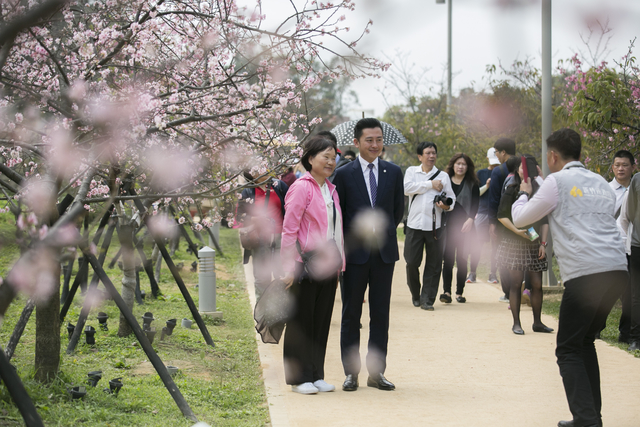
[0,215,268,426]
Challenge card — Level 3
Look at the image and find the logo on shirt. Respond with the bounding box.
[570,186,583,197]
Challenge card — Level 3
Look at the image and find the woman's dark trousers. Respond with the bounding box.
[283,272,337,385]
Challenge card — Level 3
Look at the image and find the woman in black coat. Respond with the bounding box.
[440,153,480,304]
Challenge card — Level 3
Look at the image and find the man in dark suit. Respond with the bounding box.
[333,118,404,392]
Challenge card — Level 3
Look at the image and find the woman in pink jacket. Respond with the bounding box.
[280,135,345,395]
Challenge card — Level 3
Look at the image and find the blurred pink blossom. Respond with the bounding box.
[148,213,179,239]
[7,248,58,302]
[23,180,55,219]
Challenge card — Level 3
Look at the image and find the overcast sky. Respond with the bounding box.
[346,0,640,117]
[252,0,640,118]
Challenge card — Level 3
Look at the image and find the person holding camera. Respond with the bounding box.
[440,153,480,304]
[496,155,552,335]
[404,141,456,311]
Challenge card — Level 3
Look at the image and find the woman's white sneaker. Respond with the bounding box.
[292,382,318,394]
[313,379,336,392]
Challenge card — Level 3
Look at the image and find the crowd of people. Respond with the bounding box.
[236,118,636,427]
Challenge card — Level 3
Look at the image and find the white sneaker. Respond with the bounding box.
[498,295,509,303]
[292,382,318,394]
[313,379,336,392]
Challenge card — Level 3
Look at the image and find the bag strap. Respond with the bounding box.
[408,169,442,213]
[330,196,337,239]
[296,186,337,256]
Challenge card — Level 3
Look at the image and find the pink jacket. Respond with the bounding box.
[280,172,345,274]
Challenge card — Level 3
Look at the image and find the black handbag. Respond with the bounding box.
[253,279,294,344]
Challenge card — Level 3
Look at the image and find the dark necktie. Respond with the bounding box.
[368,163,377,207]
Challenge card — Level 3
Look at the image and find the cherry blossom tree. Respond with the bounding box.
[558,40,639,171]
[0,0,387,381]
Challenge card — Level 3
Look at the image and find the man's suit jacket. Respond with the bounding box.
[333,158,404,265]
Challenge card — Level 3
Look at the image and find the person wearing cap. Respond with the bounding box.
[467,147,500,284]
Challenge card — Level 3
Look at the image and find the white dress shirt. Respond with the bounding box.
[609,178,629,215]
[617,191,633,255]
[357,155,379,207]
[320,182,343,257]
[404,165,456,231]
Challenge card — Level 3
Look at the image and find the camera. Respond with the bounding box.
[434,192,453,206]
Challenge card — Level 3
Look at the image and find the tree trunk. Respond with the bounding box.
[117,224,136,337]
[34,261,60,383]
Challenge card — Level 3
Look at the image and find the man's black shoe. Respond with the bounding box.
[558,419,602,427]
[366,373,395,390]
[342,374,358,391]
[412,299,420,307]
[629,340,640,351]
[420,303,434,311]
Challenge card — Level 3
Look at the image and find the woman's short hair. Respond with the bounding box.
[300,136,337,171]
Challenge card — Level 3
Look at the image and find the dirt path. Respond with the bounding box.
[245,243,640,427]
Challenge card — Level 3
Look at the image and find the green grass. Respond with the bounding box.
[541,295,639,357]
[0,219,269,426]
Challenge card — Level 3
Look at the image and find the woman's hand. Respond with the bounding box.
[538,244,546,260]
[282,272,295,290]
[516,229,529,239]
[461,218,474,233]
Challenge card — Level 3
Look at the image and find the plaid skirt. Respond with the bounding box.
[497,235,548,272]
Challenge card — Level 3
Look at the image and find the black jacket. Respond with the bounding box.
[333,158,404,264]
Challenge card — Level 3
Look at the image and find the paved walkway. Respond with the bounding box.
[244,243,640,427]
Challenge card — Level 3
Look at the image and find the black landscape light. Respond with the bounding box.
[97,312,109,331]
[69,386,87,399]
[166,319,177,335]
[84,325,96,345]
[87,371,102,387]
[142,312,155,331]
[107,378,123,395]
[67,323,75,340]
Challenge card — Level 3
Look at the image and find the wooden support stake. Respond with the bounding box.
[59,205,114,323]
[107,247,122,269]
[66,219,117,354]
[130,193,214,347]
[78,245,198,422]
[133,233,161,298]
[168,205,200,258]
[4,299,35,360]
[0,345,44,427]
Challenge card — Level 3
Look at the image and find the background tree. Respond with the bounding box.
[558,41,639,174]
[0,0,386,381]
